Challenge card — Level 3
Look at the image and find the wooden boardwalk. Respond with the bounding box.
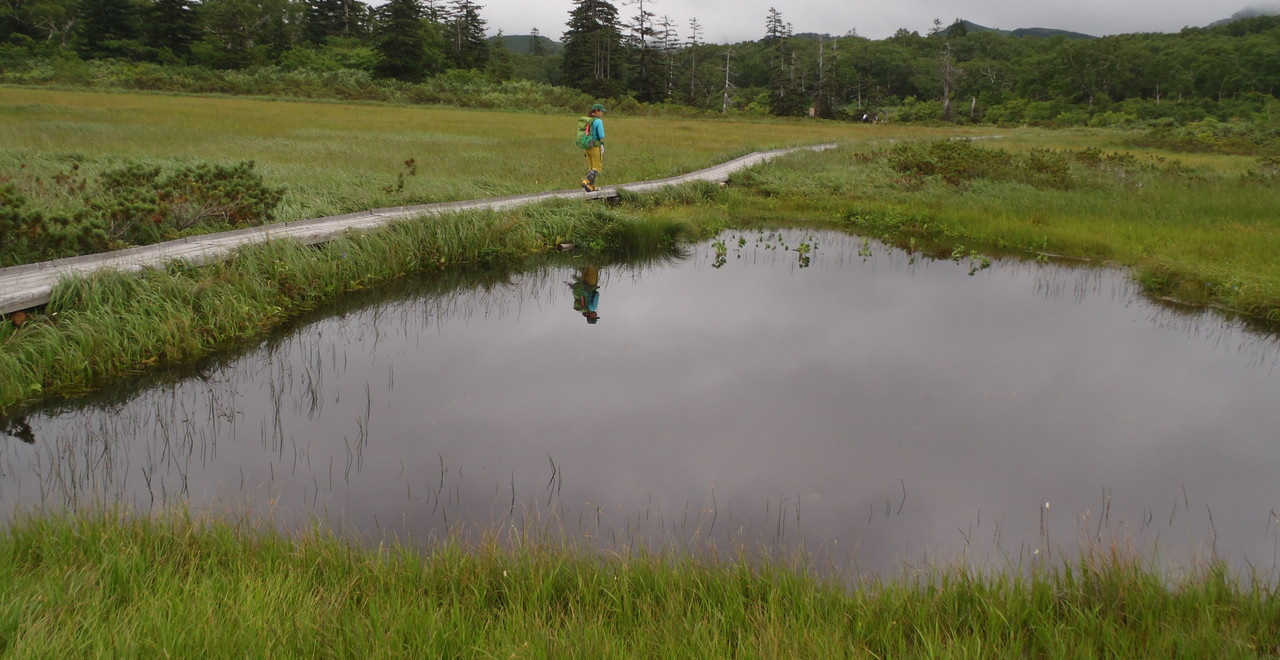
[0,144,835,315]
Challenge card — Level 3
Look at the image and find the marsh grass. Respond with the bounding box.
[0,199,689,413]
[731,141,1280,324]
[1,508,1277,658]
[5,88,1280,656]
[5,87,1280,407]
[0,86,894,225]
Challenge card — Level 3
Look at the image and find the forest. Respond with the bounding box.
[1,0,1278,126]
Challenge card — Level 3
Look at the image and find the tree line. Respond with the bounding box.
[2,0,1278,124]
[559,6,1280,124]
[0,0,494,81]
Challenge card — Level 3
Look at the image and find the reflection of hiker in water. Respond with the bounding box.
[569,265,601,324]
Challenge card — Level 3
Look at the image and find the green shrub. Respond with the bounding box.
[0,161,285,266]
[0,183,44,262]
[885,140,1076,189]
[0,183,104,266]
[0,59,602,114]
[890,96,945,123]
[1130,118,1280,156]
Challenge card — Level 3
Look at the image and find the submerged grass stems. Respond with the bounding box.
[1,508,1277,657]
[0,200,690,414]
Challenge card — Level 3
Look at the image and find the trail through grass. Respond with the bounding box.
[4,87,1279,411]
[1,86,971,222]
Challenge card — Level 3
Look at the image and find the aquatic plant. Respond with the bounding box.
[711,239,727,268]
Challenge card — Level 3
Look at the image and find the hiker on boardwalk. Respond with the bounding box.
[569,265,601,324]
[580,103,606,192]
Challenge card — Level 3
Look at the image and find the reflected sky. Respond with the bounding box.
[3,229,1279,577]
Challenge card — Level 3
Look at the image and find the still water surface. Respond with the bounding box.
[3,229,1279,576]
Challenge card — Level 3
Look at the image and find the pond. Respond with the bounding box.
[3,228,1279,578]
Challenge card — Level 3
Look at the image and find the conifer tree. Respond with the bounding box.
[763,7,785,44]
[763,7,807,116]
[445,0,488,69]
[561,0,624,97]
[78,0,141,59]
[624,0,663,102]
[528,27,546,56]
[656,14,678,99]
[485,28,514,80]
[374,0,434,81]
[146,0,199,58]
[193,0,305,67]
[304,0,370,44]
[685,17,703,104]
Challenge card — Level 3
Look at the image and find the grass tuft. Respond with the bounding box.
[0,200,686,414]
[1,509,1277,657]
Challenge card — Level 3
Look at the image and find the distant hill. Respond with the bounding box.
[794,25,1095,41]
[494,10,1280,53]
[952,20,1095,39]
[490,34,562,55]
[1209,4,1280,26]
[1008,27,1096,39]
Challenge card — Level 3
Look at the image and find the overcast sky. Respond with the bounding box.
[461,0,1271,43]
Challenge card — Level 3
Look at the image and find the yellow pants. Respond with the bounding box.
[584,145,603,173]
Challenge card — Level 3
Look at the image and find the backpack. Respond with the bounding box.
[575,116,596,149]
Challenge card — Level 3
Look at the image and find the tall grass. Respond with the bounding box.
[0,86,916,224]
[5,88,1280,409]
[0,59,599,113]
[1,509,1276,657]
[729,141,1280,324]
[4,91,1280,655]
[0,199,690,413]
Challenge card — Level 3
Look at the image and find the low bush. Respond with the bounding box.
[0,161,285,266]
[1129,118,1280,156]
[884,140,1077,189]
[0,58,619,115]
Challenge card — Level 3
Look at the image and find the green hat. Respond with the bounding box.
[591,103,607,113]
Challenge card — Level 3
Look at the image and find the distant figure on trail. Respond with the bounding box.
[580,103,606,192]
[569,265,601,324]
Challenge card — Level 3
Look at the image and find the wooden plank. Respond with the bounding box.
[0,144,835,315]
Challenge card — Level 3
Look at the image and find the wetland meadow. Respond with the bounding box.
[2,87,1280,656]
